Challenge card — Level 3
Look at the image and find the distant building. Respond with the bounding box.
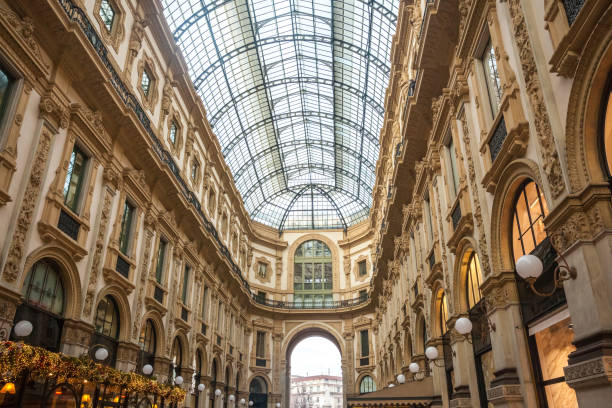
[290,375,343,408]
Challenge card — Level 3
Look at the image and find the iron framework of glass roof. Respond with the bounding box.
[162,0,399,231]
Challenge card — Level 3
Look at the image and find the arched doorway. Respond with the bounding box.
[249,377,267,408]
[282,325,345,408]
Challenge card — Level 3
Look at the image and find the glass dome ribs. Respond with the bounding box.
[162,0,399,230]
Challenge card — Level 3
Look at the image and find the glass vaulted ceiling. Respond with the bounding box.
[162,0,399,231]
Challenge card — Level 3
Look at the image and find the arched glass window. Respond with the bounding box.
[603,77,612,178]
[139,319,156,354]
[466,252,483,310]
[293,240,333,306]
[359,376,376,394]
[22,260,65,315]
[512,180,549,261]
[438,291,449,335]
[94,296,119,338]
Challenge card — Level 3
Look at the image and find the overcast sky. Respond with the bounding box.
[290,336,342,377]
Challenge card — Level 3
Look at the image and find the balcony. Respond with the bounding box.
[251,293,369,310]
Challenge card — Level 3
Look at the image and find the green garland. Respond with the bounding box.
[0,341,185,403]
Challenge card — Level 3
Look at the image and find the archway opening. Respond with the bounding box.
[289,336,342,408]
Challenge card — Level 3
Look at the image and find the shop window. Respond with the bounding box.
[118,200,135,255]
[511,180,549,261]
[481,39,503,117]
[359,376,376,393]
[99,0,115,32]
[532,315,578,408]
[94,296,119,339]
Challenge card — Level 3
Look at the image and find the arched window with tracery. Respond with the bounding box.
[14,260,66,351]
[359,375,376,394]
[293,239,333,307]
[511,180,549,261]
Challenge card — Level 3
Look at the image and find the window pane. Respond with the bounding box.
[170,122,177,144]
[63,146,88,213]
[448,138,460,197]
[534,317,578,408]
[155,240,166,283]
[141,70,151,96]
[99,0,115,31]
[0,68,13,120]
[119,201,134,255]
[182,266,190,303]
[482,40,502,116]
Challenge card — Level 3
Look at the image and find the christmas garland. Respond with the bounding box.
[0,341,185,403]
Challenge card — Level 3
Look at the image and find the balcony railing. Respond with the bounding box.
[563,0,585,25]
[451,204,462,230]
[57,209,80,240]
[252,293,369,309]
[488,116,507,162]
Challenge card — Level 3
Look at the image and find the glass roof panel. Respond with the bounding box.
[162,0,399,230]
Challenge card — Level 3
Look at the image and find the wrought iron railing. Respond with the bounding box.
[252,294,369,309]
[57,209,80,240]
[451,204,462,230]
[153,285,164,304]
[563,0,585,25]
[488,116,507,162]
[115,255,130,278]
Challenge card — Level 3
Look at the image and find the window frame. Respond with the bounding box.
[511,180,549,262]
[0,63,19,143]
[62,144,90,214]
[155,238,167,284]
[94,295,120,339]
[181,265,191,304]
[118,199,136,256]
[99,0,116,32]
[22,260,65,316]
[139,319,156,354]
[465,252,483,310]
[141,68,152,98]
[481,38,503,118]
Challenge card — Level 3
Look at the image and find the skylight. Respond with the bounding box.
[162,0,399,231]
